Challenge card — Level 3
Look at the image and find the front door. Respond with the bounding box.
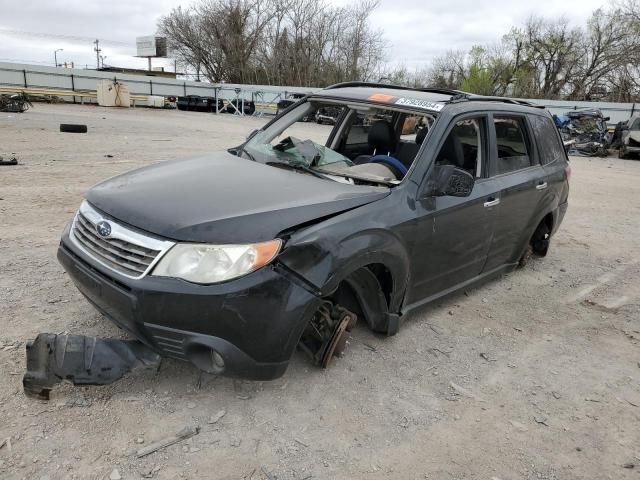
[407,115,501,305]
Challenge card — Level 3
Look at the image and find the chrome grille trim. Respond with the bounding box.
[70,201,175,279]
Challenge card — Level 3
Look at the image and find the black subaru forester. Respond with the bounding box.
[57,82,570,380]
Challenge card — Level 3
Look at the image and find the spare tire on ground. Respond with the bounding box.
[60,124,88,133]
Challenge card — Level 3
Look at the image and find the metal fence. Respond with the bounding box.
[0,61,314,110]
[0,61,637,123]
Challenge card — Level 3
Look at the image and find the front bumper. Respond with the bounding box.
[622,145,640,154]
[58,226,320,380]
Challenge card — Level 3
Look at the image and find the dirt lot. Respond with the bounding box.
[1,104,639,480]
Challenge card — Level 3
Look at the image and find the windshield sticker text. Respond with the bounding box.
[395,98,444,112]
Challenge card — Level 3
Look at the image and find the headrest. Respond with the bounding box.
[368,121,397,153]
[416,126,428,145]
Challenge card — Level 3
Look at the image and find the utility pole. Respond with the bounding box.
[54,48,63,67]
[93,39,101,69]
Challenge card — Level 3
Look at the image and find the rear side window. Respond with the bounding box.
[493,116,532,175]
[531,115,565,164]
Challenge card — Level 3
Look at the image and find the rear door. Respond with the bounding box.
[530,114,570,204]
[483,113,546,271]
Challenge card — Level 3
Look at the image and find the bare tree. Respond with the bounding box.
[159,0,386,86]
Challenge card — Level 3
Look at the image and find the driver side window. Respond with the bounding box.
[435,117,485,178]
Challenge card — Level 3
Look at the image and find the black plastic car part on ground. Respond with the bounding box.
[23,333,161,400]
[35,82,570,391]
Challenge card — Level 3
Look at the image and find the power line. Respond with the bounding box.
[0,28,131,47]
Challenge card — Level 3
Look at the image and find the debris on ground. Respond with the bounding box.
[449,382,486,402]
[534,416,549,426]
[136,426,200,458]
[0,93,32,113]
[0,437,12,452]
[479,352,496,362]
[59,123,88,133]
[207,410,226,424]
[23,333,161,400]
[0,155,18,166]
[362,343,377,352]
[109,468,122,480]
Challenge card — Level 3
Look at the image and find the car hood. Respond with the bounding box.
[86,152,390,243]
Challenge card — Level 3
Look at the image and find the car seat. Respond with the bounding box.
[395,126,430,169]
[354,121,407,177]
[436,132,465,169]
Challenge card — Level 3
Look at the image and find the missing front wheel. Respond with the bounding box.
[298,300,357,368]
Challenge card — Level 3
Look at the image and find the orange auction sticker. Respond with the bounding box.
[368,93,396,102]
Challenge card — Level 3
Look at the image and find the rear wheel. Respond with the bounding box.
[518,218,552,268]
[531,220,551,256]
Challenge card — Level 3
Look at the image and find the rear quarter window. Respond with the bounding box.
[531,115,565,165]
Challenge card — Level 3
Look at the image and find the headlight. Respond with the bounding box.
[152,239,282,284]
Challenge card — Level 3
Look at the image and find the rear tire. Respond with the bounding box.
[519,219,552,268]
[531,221,551,256]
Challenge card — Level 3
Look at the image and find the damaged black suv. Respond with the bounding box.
[56,82,570,380]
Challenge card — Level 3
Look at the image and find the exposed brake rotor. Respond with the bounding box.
[298,300,357,368]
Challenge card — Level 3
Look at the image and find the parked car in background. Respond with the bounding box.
[57,82,570,380]
[276,93,307,115]
[619,115,640,159]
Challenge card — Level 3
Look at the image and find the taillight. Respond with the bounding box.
[564,163,572,182]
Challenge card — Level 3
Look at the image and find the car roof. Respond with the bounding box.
[310,82,545,115]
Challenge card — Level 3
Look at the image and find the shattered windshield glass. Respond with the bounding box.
[240,100,438,185]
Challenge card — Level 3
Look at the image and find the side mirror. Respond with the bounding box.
[425,165,475,197]
[604,116,610,122]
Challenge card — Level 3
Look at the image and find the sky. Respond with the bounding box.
[0,0,608,75]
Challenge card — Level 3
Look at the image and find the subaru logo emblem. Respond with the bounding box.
[96,220,112,238]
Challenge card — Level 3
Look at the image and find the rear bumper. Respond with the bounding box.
[58,226,320,380]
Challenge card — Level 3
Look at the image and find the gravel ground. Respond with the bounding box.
[1,103,639,480]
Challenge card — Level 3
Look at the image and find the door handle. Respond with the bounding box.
[484,198,500,208]
[536,181,548,190]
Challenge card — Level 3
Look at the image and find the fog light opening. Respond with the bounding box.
[210,350,225,374]
[186,344,225,374]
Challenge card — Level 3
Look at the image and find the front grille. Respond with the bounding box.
[70,201,174,279]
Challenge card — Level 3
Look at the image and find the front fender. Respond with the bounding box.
[277,226,410,313]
